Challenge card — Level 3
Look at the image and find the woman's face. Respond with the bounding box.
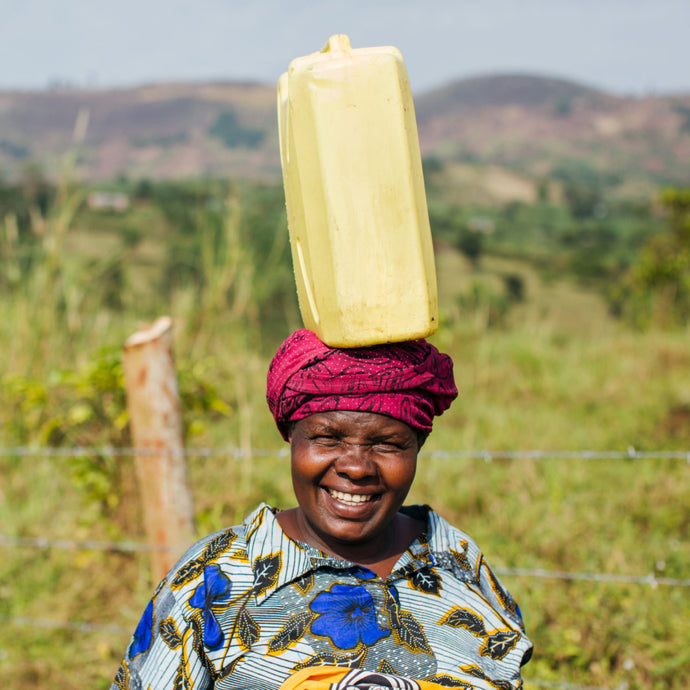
[288,410,420,557]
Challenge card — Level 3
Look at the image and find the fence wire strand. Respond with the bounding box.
[0,534,174,553]
[492,567,690,588]
[1,534,687,587]
[1,445,689,462]
[527,681,624,690]
[0,615,616,690]
[0,616,623,690]
[0,614,132,635]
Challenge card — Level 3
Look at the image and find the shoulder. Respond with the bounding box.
[427,508,527,631]
[411,505,530,636]
[431,509,482,554]
[163,503,277,595]
[173,524,247,575]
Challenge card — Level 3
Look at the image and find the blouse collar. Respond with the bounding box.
[242,503,473,604]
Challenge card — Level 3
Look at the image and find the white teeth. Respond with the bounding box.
[328,489,374,505]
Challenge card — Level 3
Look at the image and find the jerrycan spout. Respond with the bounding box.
[321,34,352,53]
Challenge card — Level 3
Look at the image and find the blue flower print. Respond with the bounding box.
[130,599,154,658]
[189,565,233,649]
[310,584,390,649]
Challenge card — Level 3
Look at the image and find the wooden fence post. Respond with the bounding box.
[123,316,195,581]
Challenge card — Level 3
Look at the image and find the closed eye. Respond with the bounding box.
[310,434,341,447]
[371,437,413,453]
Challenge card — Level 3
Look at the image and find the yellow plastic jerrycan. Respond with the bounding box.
[278,34,438,348]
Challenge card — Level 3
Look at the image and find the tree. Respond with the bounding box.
[616,188,690,327]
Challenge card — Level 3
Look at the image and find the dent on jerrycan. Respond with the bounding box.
[277,34,438,348]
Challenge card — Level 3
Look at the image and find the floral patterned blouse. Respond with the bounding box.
[111,503,532,690]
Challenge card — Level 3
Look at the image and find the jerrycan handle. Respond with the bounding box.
[321,34,352,54]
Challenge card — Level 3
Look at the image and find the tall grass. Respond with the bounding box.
[0,180,688,690]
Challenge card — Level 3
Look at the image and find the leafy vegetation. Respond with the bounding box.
[0,165,688,690]
[610,189,690,328]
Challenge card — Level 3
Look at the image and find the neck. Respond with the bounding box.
[277,508,424,579]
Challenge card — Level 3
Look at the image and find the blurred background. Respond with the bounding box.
[0,1,689,688]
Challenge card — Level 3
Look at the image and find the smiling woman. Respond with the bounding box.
[110,329,532,690]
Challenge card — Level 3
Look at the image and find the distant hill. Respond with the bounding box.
[1,74,689,191]
[0,81,280,181]
[415,74,690,191]
[416,73,607,111]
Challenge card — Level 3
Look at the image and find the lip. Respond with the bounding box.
[322,486,381,515]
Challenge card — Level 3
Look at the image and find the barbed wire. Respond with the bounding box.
[0,534,174,552]
[0,614,132,635]
[2,445,681,689]
[1,445,689,462]
[492,567,690,588]
[527,681,624,690]
[426,448,690,462]
[0,617,618,690]
[1,534,687,587]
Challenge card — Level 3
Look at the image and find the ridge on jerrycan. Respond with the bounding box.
[278,34,438,348]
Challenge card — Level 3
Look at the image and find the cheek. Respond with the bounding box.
[387,456,418,491]
[290,461,311,490]
[290,449,328,488]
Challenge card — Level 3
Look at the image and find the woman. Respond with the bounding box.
[111,330,532,690]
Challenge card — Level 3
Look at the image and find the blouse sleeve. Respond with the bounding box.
[473,553,534,672]
[475,554,527,634]
[110,576,213,690]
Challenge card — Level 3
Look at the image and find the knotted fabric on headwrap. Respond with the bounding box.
[266,329,458,441]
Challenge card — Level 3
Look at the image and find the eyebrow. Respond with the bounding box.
[302,417,416,444]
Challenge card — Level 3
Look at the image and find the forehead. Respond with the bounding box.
[295,410,415,437]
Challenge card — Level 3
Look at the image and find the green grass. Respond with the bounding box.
[0,182,689,689]
[2,307,688,689]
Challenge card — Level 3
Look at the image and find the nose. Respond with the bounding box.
[333,443,377,481]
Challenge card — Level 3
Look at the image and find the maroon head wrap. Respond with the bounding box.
[266,329,458,441]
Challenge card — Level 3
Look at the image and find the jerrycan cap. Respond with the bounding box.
[321,34,352,54]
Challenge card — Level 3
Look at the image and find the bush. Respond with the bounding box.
[613,188,690,327]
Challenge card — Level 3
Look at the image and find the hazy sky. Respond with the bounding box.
[2,0,688,95]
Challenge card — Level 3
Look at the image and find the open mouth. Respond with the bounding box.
[327,489,376,506]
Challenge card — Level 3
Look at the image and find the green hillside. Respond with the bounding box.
[1,74,689,190]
